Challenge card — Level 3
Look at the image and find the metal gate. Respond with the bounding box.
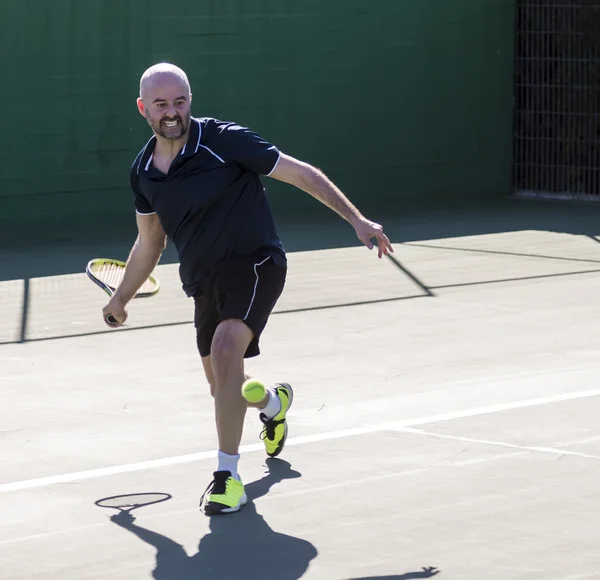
[513,1,600,199]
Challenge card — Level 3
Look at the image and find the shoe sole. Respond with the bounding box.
[268,383,294,458]
[204,493,248,516]
[277,382,294,414]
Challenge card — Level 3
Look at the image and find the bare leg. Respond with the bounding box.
[209,319,254,455]
[201,355,251,399]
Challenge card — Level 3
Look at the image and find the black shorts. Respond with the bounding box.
[193,254,287,359]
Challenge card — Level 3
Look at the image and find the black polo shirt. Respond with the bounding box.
[130,117,287,297]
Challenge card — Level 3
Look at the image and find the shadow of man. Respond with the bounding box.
[110,458,318,579]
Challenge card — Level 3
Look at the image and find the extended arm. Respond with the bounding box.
[268,153,393,258]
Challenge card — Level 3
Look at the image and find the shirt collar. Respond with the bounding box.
[140,117,201,173]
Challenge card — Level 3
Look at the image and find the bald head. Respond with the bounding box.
[137,63,192,142]
[139,63,191,101]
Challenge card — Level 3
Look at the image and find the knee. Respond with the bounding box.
[211,332,241,368]
[211,320,252,370]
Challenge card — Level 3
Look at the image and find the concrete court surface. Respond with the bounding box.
[2,200,600,579]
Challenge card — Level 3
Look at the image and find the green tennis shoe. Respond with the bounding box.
[260,382,294,458]
[199,471,247,515]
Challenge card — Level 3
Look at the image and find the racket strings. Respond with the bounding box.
[92,262,157,294]
[96,263,124,291]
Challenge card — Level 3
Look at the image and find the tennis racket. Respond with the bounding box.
[86,258,160,326]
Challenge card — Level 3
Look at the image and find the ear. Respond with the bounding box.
[136,97,146,117]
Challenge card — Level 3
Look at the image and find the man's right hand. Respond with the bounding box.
[102,296,128,328]
[99,213,166,328]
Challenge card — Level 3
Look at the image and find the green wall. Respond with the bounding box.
[0,0,516,244]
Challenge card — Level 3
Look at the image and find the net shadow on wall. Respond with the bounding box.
[513,1,600,198]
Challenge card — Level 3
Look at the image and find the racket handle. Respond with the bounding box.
[104,313,120,327]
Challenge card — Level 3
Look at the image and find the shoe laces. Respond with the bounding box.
[259,413,283,440]
[199,470,230,508]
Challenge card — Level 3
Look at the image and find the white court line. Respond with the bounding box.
[399,428,600,460]
[0,450,525,547]
[1,387,600,494]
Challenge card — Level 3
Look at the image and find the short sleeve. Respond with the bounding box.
[130,167,154,215]
[204,119,280,176]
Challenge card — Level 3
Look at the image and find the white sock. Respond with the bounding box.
[217,450,240,480]
[260,388,282,420]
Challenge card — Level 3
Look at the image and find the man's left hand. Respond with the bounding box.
[352,217,394,258]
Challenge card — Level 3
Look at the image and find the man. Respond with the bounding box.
[103,63,394,516]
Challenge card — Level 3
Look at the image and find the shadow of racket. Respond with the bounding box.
[95,493,172,523]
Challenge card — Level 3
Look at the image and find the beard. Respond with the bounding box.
[148,112,190,140]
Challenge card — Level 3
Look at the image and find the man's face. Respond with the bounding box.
[137,74,191,141]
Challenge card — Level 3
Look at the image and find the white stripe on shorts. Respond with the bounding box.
[243,257,270,321]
